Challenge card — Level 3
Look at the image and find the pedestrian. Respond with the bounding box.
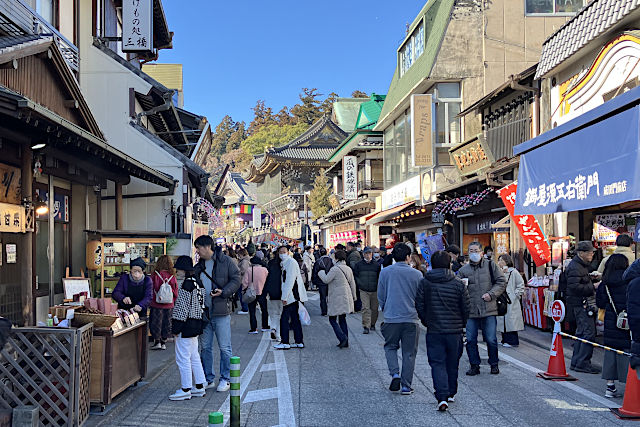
[596,254,631,397]
[264,249,284,342]
[193,235,241,392]
[312,247,333,316]
[625,259,640,377]
[403,237,415,255]
[377,247,386,266]
[566,240,600,374]
[303,246,315,290]
[496,254,525,347]
[112,257,153,318]
[445,245,463,273]
[314,245,322,262]
[416,251,470,411]
[457,241,506,376]
[378,243,423,395]
[353,247,381,334]
[150,255,178,350]
[597,234,636,274]
[243,253,270,334]
[236,248,251,315]
[169,256,206,401]
[346,241,362,269]
[483,246,494,261]
[410,253,428,276]
[274,246,308,349]
[319,250,357,348]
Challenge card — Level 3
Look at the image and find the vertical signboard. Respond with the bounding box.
[252,207,262,228]
[123,0,153,52]
[343,156,358,200]
[410,94,433,167]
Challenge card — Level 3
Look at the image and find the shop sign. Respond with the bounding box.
[593,214,628,245]
[35,189,68,222]
[0,202,25,233]
[463,213,504,235]
[122,0,153,52]
[449,135,493,176]
[421,170,434,205]
[5,244,16,263]
[343,156,358,200]
[0,164,21,205]
[410,94,433,167]
[499,182,551,267]
[252,207,262,228]
[494,232,509,257]
[328,230,365,248]
[381,175,421,210]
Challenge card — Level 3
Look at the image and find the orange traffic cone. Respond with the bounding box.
[537,325,576,381]
[611,365,640,419]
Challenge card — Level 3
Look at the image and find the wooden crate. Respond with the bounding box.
[72,313,117,328]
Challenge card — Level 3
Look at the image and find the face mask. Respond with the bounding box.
[279,254,288,261]
[469,253,482,263]
[373,253,380,260]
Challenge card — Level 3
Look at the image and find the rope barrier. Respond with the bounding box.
[558,331,633,357]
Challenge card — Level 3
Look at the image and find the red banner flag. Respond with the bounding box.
[498,182,551,267]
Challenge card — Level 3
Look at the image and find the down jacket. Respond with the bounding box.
[194,246,241,317]
[415,268,470,334]
[457,259,506,318]
[352,259,381,292]
[596,268,631,350]
[319,261,357,316]
[565,255,595,323]
[624,260,640,342]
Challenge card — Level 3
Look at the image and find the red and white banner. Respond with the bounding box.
[498,182,551,267]
[328,230,365,248]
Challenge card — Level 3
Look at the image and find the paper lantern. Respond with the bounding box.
[86,239,103,270]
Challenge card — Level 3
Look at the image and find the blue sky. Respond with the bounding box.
[159,0,425,126]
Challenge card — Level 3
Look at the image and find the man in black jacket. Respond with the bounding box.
[415,251,470,411]
[353,247,381,333]
[311,248,333,316]
[623,259,640,377]
[264,252,284,341]
[565,241,600,374]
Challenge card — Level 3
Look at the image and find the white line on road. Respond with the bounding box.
[260,362,277,372]
[273,347,296,427]
[243,387,279,403]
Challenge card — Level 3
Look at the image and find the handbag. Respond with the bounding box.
[605,284,630,330]
[242,265,258,304]
[489,262,511,317]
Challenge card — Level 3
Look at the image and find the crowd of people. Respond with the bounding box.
[104,233,640,410]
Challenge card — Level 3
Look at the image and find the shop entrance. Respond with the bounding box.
[0,232,21,325]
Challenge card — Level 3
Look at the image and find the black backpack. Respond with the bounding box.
[488,261,511,316]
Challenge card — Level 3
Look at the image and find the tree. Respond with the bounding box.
[248,100,276,135]
[351,90,369,98]
[276,106,297,126]
[320,91,340,116]
[309,169,331,218]
[210,115,237,157]
[241,122,309,156]
[291,88,324,125]
[228,121,246,151]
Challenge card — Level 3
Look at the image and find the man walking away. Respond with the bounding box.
[353,247,381,333]
[274,246,308,349]
[378,243,423,395]
[416,251,470,411]
[312,247,333,316]
[457,242,506,376]
[264,250,283,341]
[566,241,600,374]
[194,235,241,392]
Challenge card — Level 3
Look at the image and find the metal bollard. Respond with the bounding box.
[208,411,223,427]
[230,356,241,427]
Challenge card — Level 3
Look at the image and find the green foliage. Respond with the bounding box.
[241,122,309,156]
[309,169,331,218]
[351,90,369,98]
[291,88,325,125]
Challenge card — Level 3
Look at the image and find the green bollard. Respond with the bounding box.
[230,356,241,427]
[208,411,223,427]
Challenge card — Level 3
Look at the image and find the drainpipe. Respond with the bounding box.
[136,90,175,125]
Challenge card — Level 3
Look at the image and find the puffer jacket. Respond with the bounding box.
[194,246,241,317]
[415,268,470,334]
[596,269,631,350]
[565,255,595,322]
[352,259,381,292]
[312,256,333,288]
[457,259,506,318]
[263,257,283,300]
[623,260,640,341]
[347,249,362,269]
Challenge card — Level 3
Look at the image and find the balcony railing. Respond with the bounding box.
[359,179,384,191]
[0,0,79,72]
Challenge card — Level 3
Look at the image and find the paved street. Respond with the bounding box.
[87,292,629,427]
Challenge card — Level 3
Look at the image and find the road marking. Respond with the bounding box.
[244,387,279,403]
[261,363,276,372]
[273,347,296,427]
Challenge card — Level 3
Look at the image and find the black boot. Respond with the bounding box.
[466,365,480,376]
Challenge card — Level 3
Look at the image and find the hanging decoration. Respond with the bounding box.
[432,188,492,215]
[195,197,223,230]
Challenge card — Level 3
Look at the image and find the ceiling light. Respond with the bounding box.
[31,143,46,150]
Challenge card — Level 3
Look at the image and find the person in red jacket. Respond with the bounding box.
[150,255,178,350]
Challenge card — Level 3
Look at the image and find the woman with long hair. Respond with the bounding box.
[496,254,525,347]
[150,255,178,350]
[409,253,428,276]
[319,250,357,348]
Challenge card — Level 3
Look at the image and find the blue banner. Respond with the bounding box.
[515,106,640,215]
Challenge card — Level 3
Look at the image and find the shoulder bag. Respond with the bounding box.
[242,265,258,304]
[605,284,629,330]
[489,261,511,317]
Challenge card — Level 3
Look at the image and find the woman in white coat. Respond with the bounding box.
[496,254,525,347]
[319,250,357,348]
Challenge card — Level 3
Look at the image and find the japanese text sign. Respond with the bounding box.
[494,232,509,257]
[499,183,551,267]
[123,0,153,52]
[0,163,21,205]
[410,94,433,167]
[343,156,358,201]
[515,105,640,215]
[0,202,25,233]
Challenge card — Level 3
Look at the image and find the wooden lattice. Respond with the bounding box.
[0,324,93,426]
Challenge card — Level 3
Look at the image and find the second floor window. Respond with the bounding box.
[26,0,56,27]
[525,0,583,15]
[399,22,425,77]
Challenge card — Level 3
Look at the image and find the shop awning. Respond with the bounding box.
[513,85,640,215]
[365,201,415,225]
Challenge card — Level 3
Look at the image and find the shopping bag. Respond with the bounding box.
[298,303,311,326]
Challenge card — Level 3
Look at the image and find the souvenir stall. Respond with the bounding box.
[328,230,365,249]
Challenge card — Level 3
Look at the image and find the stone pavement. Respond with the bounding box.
[86,292,631,427]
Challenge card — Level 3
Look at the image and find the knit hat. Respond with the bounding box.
[174,255,195,272]
[247,241,256,256]
[130,257,146,270]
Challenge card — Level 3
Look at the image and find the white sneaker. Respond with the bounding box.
[160,343,167,350]
[437,401,448,411]
[150,342,162,350]
[204,381,217,390]
[248,330,259,334]
[291,343,304,348]
[191,387,206,397]
[169,389,191,401]
[273,343,290,350]
[501,343,512,348]
[261,328,271,332]
[447,396,455,402]
[237,310,249,315]
[217,379,230,392]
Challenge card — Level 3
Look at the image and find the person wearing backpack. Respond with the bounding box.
[596,254,631,398]
[496,254,525,347]
[150,255,179,350]
[457,242,506,376]
[169,256,206,401]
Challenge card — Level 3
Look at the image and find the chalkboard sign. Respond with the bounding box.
[62,278,91,300]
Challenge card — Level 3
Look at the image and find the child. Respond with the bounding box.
[150,255,178,350]
[169,256,206,401]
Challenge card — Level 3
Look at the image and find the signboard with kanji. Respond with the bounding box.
[0,163,21,205]
[494,232,509,257]
[343,156,358,201]
[410,94,433,167]
[122,0,153,52]
[0,202,25,233]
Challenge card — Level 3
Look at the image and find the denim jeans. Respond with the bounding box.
[381,322,419,388]
[329,314,348,343]
[199,314,232,383]
[466,316,499,367]
[236,288,248,312]
[426,333,463,402]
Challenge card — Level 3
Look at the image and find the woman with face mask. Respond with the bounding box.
[112,257,154,318]
[496,254,525,347]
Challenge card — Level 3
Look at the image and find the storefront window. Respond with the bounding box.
[383,126,394,187]
[525,0,583,15]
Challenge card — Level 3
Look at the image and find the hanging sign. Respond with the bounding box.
[593,214,629,246]
[494,232,510,257]
[252,207,262,228]
[410,94,433,167]
[343,156,358,200]
[499,182,551,267]
[449,135,493,176]
[0,164,21,205]
[35,189,68,222]
[0,202,25,233]
[122,0,154,52]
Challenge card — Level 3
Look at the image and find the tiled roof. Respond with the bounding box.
[0,34,46,50]
[536,0,640,79]
[227,172,257,204]
[356,94,386,130]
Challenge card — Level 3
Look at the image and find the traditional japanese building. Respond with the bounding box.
[216,172,262,243]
